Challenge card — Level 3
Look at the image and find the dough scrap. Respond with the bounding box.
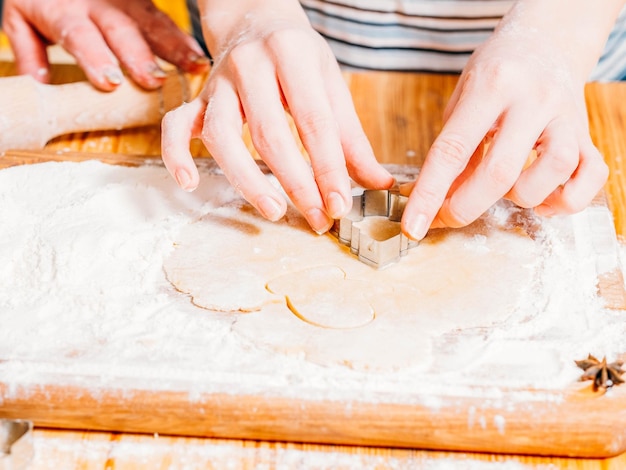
[267,266,378,329]
[164,198,541,371]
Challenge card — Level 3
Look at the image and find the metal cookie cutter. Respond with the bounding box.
[0,419,34,470]
[331,187,418,269]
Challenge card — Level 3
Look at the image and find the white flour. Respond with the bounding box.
[0,160,625,407]
[29,431,557,470]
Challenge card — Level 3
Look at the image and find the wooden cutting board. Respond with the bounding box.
[1,149,626,458]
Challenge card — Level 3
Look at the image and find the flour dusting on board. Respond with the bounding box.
[29,432,549,470]
[0,161,625,406]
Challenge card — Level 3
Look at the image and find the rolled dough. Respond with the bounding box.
[164,195,541,371]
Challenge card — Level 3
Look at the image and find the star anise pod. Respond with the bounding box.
[575,354,625,391]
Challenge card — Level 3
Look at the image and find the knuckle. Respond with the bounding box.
[265,29,292,50]
[484,158,518,189]
[412,182,444,208]
[161,109,177,130]
[510,187,540,209]
[561,195,589,214]
[545,144,579,176]
[586,150,610,183]
[296,110,337,142]
[313,161,346,182]
[249,122,285,155]
[224,44,258,79]
[96,12,134,35]
[161,104,189,131]
[2,14,17,36]
[101,22,135,41]
[595,159,610,183]
[200,115,222,148]
[282,180,312,206]
[480,59,519,85]
[562,181,605,215]
[441,200,474,228]
[558,154,609,214]
[537,86,559,109]
[265,28,311,55]
[55,18,82,45]
[428,135,470,172]
[463,58,524,98]
[200,122,219,148]
[227,42,256,65]
[465,60,505,91]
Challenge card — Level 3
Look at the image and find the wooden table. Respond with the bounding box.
[2,59,626,469]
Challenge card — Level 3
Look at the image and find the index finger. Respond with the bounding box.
[161,98,205,192]
[401,91,502,240]
[274,37,352,219]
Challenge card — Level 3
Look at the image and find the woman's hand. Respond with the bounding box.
[401,0,623,240]
[161,1,393,233]
[2,0,209,90]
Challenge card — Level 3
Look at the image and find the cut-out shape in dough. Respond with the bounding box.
[164,194,543,372]
[267,266,377,329]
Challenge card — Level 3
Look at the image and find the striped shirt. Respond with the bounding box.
[187,0,626,81]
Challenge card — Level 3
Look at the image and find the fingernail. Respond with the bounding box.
[104,68,123,85]
[36,67,49,79]
[257,195,284,221]
[535,204,555,217]
[306,208,333,235]
[405,213,429,241]
[189,53,211,65]
[383,168,395,182]
[326,192,346,219]
[430,215,446,229]
[148,63,168,79]
[175,169,194,191]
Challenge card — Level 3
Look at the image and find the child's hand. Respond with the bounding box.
[161,2,393,233]
[2,0,208,90]
[401,1,615,240]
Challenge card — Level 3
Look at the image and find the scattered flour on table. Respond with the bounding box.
[30,431,555,470]
[0,161,625,406]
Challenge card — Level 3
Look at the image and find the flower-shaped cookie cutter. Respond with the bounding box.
[331,187,418,269]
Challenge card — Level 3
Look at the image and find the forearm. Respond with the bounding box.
[501,0,626,81]
[197,0,309,57]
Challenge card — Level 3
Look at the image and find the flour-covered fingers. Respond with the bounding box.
[201,82,289,222]
[275,35,352,221]
[2,5,116,88]
[535,138,608,216]
[54,16,123,91]
[324,62,394,191]
[401,90,502,240]
[161,99,206,192]
[2,12,51,82]
[505,118,580,209]
[91,6,165,90]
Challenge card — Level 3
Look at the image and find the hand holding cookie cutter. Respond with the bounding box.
[331,187,419,269]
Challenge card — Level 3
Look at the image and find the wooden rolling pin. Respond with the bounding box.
[0,72,194,152]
